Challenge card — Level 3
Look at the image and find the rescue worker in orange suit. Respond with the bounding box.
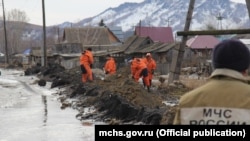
[144,53,156,87]
[104,54,116,75]
[80,47,94,83]
[132,58,150,92]
[130,56,137,79]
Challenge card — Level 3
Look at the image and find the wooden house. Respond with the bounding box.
[12,47,50,69]
[62,27,122,51]
[183,35,220,69]
[132,41,179,75]
[51,43,83,69]
[49,26,123,69]
[92,35,154,69]
[94,35,178,74]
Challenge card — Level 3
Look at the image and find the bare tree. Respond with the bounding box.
[7,9,29,22]
[47,26,58,46]
[6,9,29,55]
[199,15,243,37]
[0,15,5,53]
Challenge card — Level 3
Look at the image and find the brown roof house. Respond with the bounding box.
[106,35,178,75]
[62,27,122,51]
[93,35,154,69]
[122,35,154,55]
[134,26,175,43]
[93,34,179,74]
[52,27,122,69]
[133,41,179,75]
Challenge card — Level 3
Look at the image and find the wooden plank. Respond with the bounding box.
[176,29,250,36]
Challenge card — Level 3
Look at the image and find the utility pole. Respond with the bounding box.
[57,26,60,43]
[216,12,223,30]
[169,0,250,84]
[166,18,172,27]
[168,0,195,84]
[2,0,8,64]
[42,0,47,67]
[245,0,250,20]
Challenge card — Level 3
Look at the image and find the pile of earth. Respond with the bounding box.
[24,63,191,125]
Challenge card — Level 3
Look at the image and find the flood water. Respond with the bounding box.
[0,68,94,141]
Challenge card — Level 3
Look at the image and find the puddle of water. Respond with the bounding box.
[0,94,94,141]
[0,68,95,141]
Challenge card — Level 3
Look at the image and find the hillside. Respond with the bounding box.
[1,0,249,54]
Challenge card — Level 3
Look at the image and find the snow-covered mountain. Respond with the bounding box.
[68,0,249,34]
[24,0,250,44]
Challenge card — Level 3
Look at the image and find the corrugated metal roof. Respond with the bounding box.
[135,26,174,43]
[133,42,164,53]
[119,35,138,51]
[109,26,124,42]
[155,42,178,53]
[124,36,153,54]
[63,27,121,46]
[93,35,177,57]
[186,35,220,49]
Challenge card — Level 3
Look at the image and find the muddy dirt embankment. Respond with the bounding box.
[24,63,190,125]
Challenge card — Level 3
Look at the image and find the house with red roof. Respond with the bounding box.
[183,35,220,71]
[186,35,219,50]
[134,26,175,43]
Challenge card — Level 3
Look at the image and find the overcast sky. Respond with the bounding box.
[3,0,245,26]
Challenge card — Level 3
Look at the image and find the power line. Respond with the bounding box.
[216,12,224,30]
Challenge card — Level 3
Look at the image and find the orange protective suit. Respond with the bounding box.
[145,54,156,86]
[130,58,138,78]
[133,58,150,90]
[80,49,94,83]
[104,56,116,75]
